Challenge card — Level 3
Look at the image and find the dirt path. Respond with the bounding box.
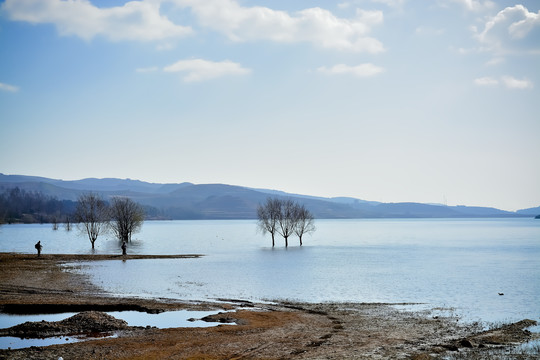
[0,253,537,359]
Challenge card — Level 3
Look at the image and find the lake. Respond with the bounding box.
[1,218,539,324]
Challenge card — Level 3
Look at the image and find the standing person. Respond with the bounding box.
[121,241,127,256]
[35,241,42,257]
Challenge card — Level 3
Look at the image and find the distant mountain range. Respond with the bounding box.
[1,173,538,220]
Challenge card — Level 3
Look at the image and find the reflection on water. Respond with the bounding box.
[106,310,229,328]
[0,334,95,350]
[0,313,78,329]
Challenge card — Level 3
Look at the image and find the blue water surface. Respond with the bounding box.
[1,218,538,324]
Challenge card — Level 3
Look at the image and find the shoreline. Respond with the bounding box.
[0,252,203,261]
[1,253,538,359]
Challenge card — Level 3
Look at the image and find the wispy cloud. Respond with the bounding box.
[415,26,445,36]
[474,77,498,86]
[501,76,533,90]
[444,0,495,12]
[0,82,19,93]
[163,59,251,83]
[174,0,385,53]
[317,63,385,78]
[485,57,504,66]
[371,0,405,8]
[136,67,159,73]
[474,75,533,89]
[1,0,193,42]
[339,0,404,9]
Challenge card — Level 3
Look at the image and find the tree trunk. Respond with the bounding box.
[271,232,275,247]
[299,235,303,246]
[285,236,288,248]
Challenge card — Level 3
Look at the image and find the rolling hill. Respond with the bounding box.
[0,173,534,220]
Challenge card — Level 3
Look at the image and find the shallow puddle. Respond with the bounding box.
[106,309,229,328]
[0,333,117,350]
[0,309,228,349]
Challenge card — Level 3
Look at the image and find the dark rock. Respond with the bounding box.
[460,338,474,348]
[441,344,459,351]
[200,312,246,325]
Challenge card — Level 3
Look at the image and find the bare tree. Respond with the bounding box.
[257,197,317,247]
[277,199,297,248]
[293,204,315,246]
[75,193,108,249]
[64,215,72,231]
[257,198,281,247]
[109,197,145,243]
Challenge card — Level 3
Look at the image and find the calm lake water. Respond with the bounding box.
[1,219,539,324]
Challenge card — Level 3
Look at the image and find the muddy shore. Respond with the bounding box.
[0,253,537,359]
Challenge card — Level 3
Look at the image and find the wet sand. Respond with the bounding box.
[0,253,537,359]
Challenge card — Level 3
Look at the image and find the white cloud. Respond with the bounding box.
[475,5,540,53]
[2,0,385,52]
[501,76,533,90]
[317,63,385,78]
[474,77,498,86]
[1,0,193,42]
[163,59,251,82]
[473,75,533,89]
[445,0,495,12]
[174,0,384,53]
[0,82,19,93]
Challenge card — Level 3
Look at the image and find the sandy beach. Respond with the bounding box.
[0,253,537,359]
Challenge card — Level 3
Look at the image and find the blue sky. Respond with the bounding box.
[0,0,539,211]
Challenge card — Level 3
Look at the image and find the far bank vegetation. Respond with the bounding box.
[257,198,315,247]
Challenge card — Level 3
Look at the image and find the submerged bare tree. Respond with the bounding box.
[277,199,297,248]
[258,197,316,247]
[75,193,108,249]
[257,198,281,247]
[109,197,145,243]
[64,215,72,231]
[293,204,315,246]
